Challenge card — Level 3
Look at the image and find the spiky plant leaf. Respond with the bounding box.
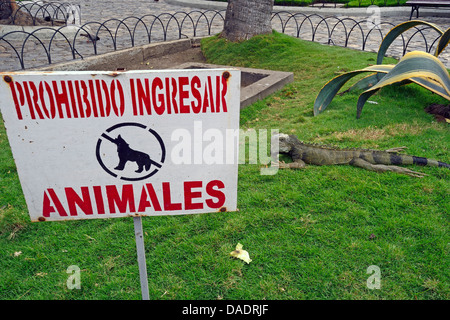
[436,27,450,58]
[348,73,385,92]
[357,51,450,118]
[313,65,394,116]
[408,77,450,101]
[376,20,444,65]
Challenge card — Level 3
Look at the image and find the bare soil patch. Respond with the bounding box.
[425,104,450,123]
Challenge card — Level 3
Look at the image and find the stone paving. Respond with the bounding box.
[0,0,449,71]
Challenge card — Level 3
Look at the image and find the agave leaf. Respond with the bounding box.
[348,73,385,92]
[376,20,444,65]
[357,51,450,118]
[313,65,394,116]
[436,27,450,58]
[408,77,450,100]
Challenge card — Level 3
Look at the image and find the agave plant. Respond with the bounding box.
[314,20,450,119]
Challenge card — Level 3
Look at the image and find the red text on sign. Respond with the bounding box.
[42,180,226,218]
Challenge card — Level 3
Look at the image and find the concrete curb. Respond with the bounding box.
[165,0,450,18]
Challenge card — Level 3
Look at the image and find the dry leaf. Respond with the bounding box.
[85,234,96,241]
[14,251,22,257]
[230,243,252,264]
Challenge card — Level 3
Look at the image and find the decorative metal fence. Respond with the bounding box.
[271,12,444,53]
[2,1,80,25]
[0,6,447,71]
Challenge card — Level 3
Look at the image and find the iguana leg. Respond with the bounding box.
[275,159,306,169]
[385,146,407,153]
[350,158,427,178]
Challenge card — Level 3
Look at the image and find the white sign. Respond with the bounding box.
[0,69,240,222]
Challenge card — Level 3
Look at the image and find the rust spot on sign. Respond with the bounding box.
[222,71,230,81]
[128,213,144,217]
[3,75,12,83]
[38,216,46,222]
[109,68,127,77]
[219,207,227,212]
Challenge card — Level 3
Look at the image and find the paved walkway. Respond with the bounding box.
[0,0,449,71]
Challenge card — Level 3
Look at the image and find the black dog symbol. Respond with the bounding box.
[103,134,161,173]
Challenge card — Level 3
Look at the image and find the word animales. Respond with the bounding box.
[41,180,226,219]
[274,133,450,177]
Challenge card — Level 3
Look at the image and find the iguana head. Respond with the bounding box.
[272,133,294,154]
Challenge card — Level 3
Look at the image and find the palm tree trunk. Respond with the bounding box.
[0,0,18,20]
[221,0,274,42]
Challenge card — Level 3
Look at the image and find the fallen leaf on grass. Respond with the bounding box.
[85,234,96,241]
[230,243,252,264]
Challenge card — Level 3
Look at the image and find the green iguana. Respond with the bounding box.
[273,133,450,177]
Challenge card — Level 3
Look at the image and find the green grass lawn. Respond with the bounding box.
[1,32,449,300]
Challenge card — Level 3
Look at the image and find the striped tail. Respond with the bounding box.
[411,156,450,169]
[361,151,450,169]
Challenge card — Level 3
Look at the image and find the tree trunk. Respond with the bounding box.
[221,0,274,42]
[0,0,60,26]
[0,0,18,20]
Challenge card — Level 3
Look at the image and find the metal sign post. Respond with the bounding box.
[133,216,149,300]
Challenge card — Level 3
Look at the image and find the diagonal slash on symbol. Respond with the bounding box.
[96,123,166,181]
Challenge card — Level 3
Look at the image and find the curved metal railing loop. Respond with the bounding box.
[0,31,26,69]
[363,21,395,52]
[47,26,77,62]
[177,11,197,37]
[312,15,335,44]
[346,18,367,49]
[20,29,52,68]
[270,11,294,34]
[128,16,152,45]
[157,12,183,40]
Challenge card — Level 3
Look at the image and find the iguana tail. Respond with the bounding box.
[408,156,450,168]
[361,151,450,169]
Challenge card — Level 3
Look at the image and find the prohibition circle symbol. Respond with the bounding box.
[96,122,166,181]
